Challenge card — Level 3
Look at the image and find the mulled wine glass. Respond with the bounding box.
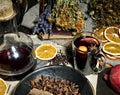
[72,32,106,75]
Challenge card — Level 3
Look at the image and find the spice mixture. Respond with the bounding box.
[28,75,81,95]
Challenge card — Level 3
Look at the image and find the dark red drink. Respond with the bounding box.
[74,36,100,70]
[0,44,33,71]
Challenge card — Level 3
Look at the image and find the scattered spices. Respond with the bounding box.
[28,75,81,95]
[88,0,120,28]
[49,50,69,66]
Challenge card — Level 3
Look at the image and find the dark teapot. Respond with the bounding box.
[0,0,37,76]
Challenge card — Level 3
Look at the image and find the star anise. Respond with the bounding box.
[89,44,99,54]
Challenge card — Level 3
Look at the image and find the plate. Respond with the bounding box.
[13,65,95,95]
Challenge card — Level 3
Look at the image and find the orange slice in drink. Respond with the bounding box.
[92,27,108,42]
[35,44,57,60]
[78,46,87,52]
[104,26,120,43]
[0,78,7,95]
[102,42,120,56]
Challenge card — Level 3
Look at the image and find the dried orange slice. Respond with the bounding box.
[101,42,108,47]
[35,44,57,60]
[92,27,108,42]
[102,42,120,56]
[104,53,120,60]
[0,78,7,95]
[98,60,112,68]
[104,26,120,43]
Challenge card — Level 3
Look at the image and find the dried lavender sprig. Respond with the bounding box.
[33,5,53,34]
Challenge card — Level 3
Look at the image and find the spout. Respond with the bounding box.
[13,17,20,38]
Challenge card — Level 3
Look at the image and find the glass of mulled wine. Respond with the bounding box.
[72,32,105,75]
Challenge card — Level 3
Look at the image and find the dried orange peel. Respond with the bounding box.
[35,44,57,60]
[102,42,120,56]
[104,26,120,43]
[94,26,120,60]
[92,27,108,42]
[104,53,120,60]
[0,78,7,95]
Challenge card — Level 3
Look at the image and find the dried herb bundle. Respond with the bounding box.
[49,0,84,33]
[88,0,120,28]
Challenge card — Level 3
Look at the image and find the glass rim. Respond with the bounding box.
[72,31,102,49]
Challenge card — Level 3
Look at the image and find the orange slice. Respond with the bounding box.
[92,27,108,42]
[104,26,120,43]
[98,60,112,68]
[78,46,87,52]
[0,78,7,95]
[102,42,120,56]
[101,42,108,47]
[104,53,120,60]
[35,44,57,60]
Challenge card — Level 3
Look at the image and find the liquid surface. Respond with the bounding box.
[0,45,32,71]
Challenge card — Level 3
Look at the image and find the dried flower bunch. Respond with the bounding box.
[49,0,84,33]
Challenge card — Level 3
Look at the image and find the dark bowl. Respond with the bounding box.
[13,65,95,95]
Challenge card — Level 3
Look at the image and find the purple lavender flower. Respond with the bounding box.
[33,5,53,34]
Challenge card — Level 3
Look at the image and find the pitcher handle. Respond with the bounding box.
[92,54,106,73]
[24,0,29,13]
[19,0,28,13]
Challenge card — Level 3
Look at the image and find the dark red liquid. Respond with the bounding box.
[0,45,33,71]
[74,36,100,70]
